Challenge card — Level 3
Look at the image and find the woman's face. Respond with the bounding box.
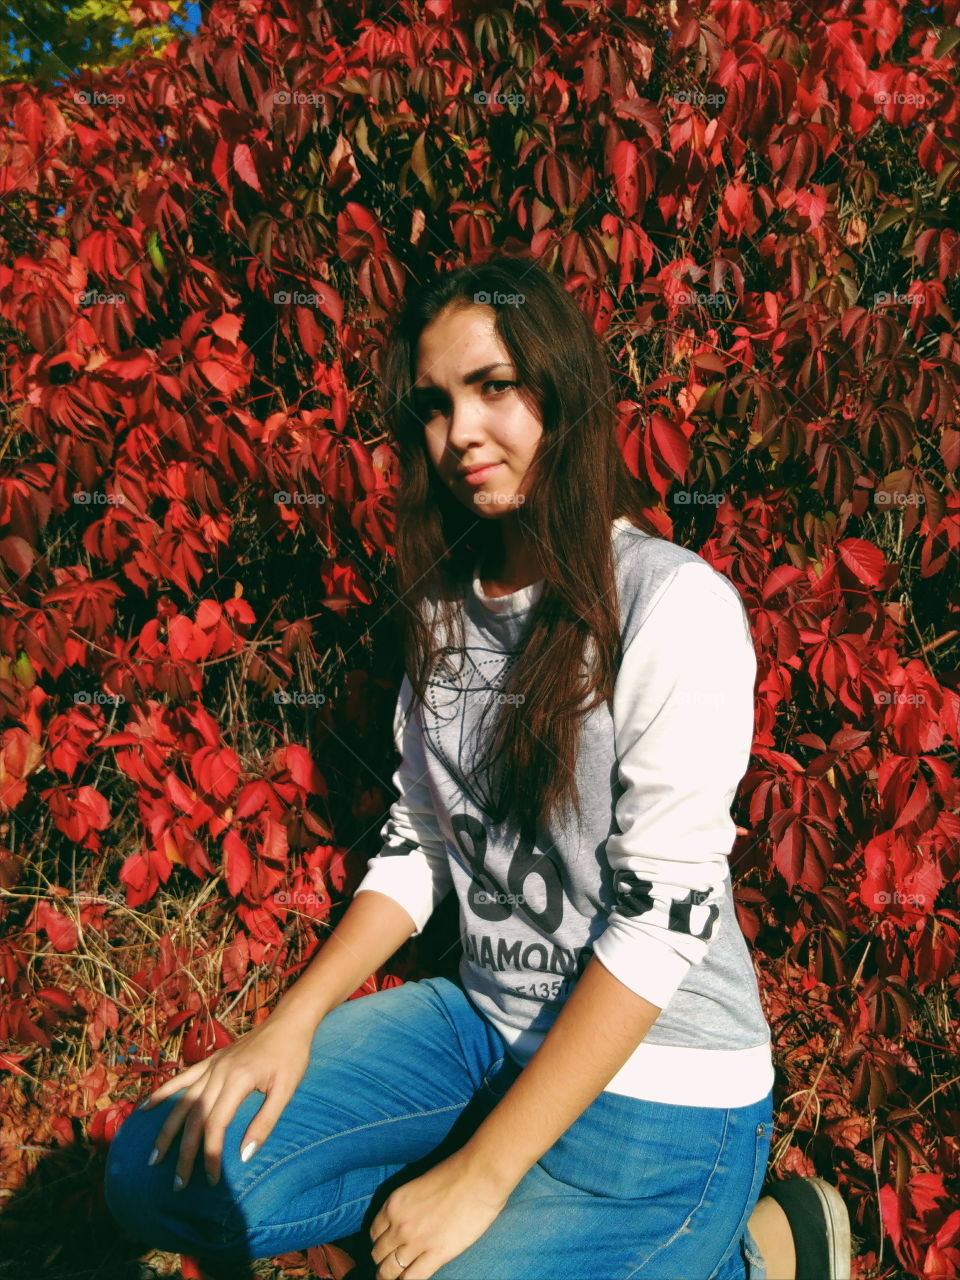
[413,303,543,519]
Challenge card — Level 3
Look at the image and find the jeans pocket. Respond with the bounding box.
[478,1054,520,1101]
[707,1111,773,1280]
[542,1093,734,1202]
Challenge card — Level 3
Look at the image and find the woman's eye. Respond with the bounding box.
[417,381,516,420]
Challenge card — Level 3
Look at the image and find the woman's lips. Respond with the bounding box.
[461,463,502,486]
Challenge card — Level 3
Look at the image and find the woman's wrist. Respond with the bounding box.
[268,987,337,1037]
[449,1135,526,1199]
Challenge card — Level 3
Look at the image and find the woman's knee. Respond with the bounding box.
[104,1103,160,1224]
[103,1097,233,1254]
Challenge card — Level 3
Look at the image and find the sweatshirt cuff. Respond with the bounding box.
[591,922,697,1011]
[353,854,442,937]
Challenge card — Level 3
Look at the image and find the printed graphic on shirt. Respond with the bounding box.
[445,809,720,947]
[449,812,566,933]
[612,871,721,941]
[423,643,524,815]
[379,836,420,857]
[415,577,728,1028]
[462,931,593,1002]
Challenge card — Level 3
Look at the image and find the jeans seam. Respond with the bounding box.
[706,1120,771,1280]
[218,1177,377,1243]
[431,976,502,1094]
[624,1107,732,1280]
[479,1054,507,1094]
[227,1100,470,1226]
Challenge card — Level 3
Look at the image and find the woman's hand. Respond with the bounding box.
[137,1011,314,1192]
[369,1153,512,1280]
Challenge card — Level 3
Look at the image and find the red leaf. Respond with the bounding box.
[36,986,78,1015]
[38,903,79,952]
[89,995,120,1049]
[89,1101,132,1146]
[182,1012,234,1065]
[192,746,240,802]
[0,1051,33,1076]
[260,812,288,863]
[762,564,806,601]
[222,830,252,895]
[232,142,263,193]
[612,139,640,218]
[0,536,36,577]
[235,780,274,818]
[649,412,691,482]
[211,313,243,343]
[837,538,887,589]
[283,744,326,796]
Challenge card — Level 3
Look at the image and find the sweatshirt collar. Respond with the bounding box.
[469,518,637,616]
[470,568,545,615]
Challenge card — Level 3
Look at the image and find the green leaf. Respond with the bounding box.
[873,207,909,235]
[146,229,167,275]
[933,27,960,59]
[410,132,436,201]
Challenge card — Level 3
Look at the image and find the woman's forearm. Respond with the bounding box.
[454,955,663,1194]
[268,889,418,1035]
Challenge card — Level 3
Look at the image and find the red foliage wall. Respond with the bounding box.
[1,0,959,1276]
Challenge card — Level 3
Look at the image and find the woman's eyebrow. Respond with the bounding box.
[412,362,515,393]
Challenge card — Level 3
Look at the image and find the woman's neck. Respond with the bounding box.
[480,524,544,594]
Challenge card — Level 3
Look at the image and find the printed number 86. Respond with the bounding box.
[451,812,564,933]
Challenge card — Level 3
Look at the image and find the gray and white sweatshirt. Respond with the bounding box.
[355,518,774,1108]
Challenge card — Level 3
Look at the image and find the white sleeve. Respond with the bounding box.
[353,673,455,936]
[591,561,758,1010]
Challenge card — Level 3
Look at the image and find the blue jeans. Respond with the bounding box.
[104,975,773,1278]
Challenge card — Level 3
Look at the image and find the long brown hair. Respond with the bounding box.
[377,252,659,843]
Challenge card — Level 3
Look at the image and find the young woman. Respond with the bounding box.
[103,256,851,1279]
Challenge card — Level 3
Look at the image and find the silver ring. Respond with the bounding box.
[394,1248,409,1270]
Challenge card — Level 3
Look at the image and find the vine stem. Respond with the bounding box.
[771,1025,843,1166]
[869,1104,883,1274]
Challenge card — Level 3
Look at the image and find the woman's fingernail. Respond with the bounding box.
[137,1098,151,1110]
[206,1171,217,1187]
[173,1174,185,1192]
[147,1147,160,1167]
[240,1140,259,1163]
